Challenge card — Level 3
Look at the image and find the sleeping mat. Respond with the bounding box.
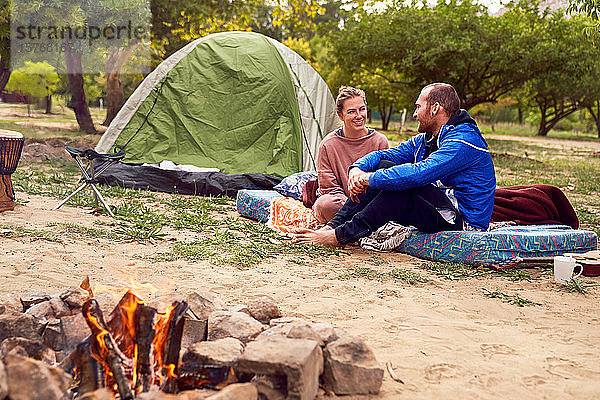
[235,189,598,265]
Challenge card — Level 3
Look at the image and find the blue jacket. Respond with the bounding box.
[352,110,496,230]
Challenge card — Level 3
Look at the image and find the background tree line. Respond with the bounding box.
[1,0,600,137]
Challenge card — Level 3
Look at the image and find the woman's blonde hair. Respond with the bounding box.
[336,86,367,114]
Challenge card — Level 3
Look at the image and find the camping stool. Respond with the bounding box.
[53,146,126,217]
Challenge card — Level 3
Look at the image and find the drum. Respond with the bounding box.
[0,129,25,212]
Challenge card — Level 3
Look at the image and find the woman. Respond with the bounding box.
[312,86,389,223]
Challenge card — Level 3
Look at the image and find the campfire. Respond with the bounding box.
[64,279,235,398]
[0,278,384,400]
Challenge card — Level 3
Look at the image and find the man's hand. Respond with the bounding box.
[348,167,372,202]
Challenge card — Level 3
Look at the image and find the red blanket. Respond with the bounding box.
[491,184,578,228]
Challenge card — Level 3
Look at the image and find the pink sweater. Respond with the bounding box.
[316,129,390,198]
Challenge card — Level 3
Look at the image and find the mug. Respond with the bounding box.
[553,255,583,283]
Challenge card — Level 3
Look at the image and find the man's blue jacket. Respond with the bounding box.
[352,110,496,230]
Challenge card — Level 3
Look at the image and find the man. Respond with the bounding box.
[292,82,496,247]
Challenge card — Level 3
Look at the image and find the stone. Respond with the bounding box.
[186,291,227,321]
[0,360,7,400]
[237,337,323,400]
[322,335,383,395]
[24,301,54,321]
[4,354,72,400]
[268,317,308,327]
[208,311,265,344]
[0,305,5,316]
[79,388,115,400]
[251,375,285,400]
[146,293,186,314]
[25,297,71,321]
[48,297,72,318]
[228,304,250,316]
[0,313,41,342]
[19,292,50,312]
[245,297,282,324]
[0,337,55,364]
[41,319,63,351]
[181,318,208,351]
[309,323,338,345]
[182,337,244,367]
[57,287,88,311]
[205,382,258,400]
[60,313,90,354]
[137,389,216,400]
[256,322,324,347]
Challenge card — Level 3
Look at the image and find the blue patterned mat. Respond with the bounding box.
[398,225,597,265]
[236,189,282,223]
[236,189,598,265]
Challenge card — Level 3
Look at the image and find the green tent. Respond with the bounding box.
[96,31,338,178]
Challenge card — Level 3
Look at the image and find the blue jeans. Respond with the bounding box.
[327,163,463,245]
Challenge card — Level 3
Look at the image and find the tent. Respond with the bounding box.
[95,31,338,196]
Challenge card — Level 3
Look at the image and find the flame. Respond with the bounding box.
[132,344,138,388]
[127,278,159,298]
[84,312,110,359]
[80,285,205,395]
[119,291,143,343]
[152,303,176,371]
[164,364,177,379]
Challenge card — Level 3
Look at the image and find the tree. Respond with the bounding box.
[524,13,600,136]
[568,0,600,36]
[0,0,10,94]
[6,61,59,115]
[326,0,561,111]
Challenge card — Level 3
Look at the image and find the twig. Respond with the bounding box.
[386,361,405,384]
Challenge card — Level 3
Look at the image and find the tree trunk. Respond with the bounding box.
[537,103,578,137]
[45,95,52,114]
[103,44,138,126]
[537,106,548,136]
[518,107,523,124]
[64,45,97,134]
[587,104,600,139]
[380,107,388,130]
[0,57,11,95]
[384,105,392,131]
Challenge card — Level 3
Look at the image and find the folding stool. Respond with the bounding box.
[53,146,126,217]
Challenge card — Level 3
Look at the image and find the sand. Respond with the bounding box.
[1,192,599,400]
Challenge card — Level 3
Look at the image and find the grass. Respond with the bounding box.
[338,266,430,285]
[418,261,488,280]
[0,224,62,243]
[559,278,600,294]
[4,103,600,280]
[482,288,542,307]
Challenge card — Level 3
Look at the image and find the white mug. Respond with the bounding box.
[553,255,583,283]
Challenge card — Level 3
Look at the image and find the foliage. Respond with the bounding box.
[6,61,59,99]
[524,12,600,136]
[568,0,600,37]
[325,0,596,129]
[482,288,541,306]
[149,0,325,61]
[559,278,600,294]
[338,266,429,285]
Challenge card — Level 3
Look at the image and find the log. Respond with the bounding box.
[160,301,189,394]
[134,303,157,393]
[82,299,133,400]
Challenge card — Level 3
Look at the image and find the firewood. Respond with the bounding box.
[134,303,157,393]
[160,301,189,394]
[82,299,134,400]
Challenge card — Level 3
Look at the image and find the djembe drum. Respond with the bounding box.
[0,130,25,212]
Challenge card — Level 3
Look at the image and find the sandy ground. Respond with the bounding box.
[1,191,599,399]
